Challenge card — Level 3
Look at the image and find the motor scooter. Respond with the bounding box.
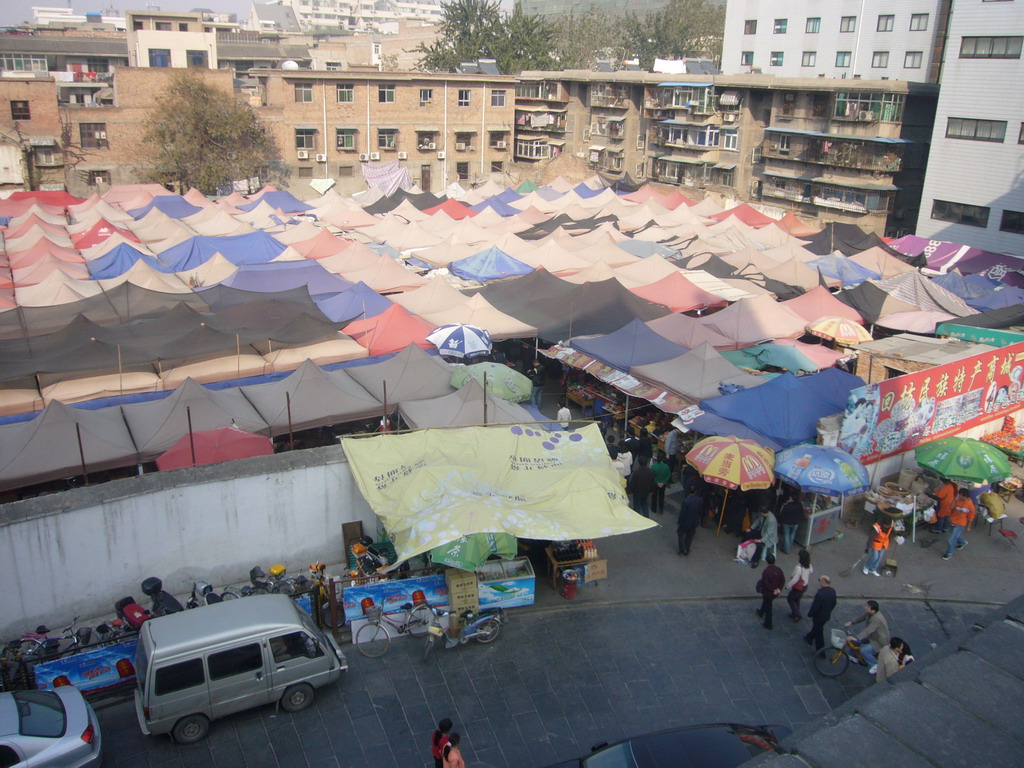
[421,605,505,661]
[186,581,224,609]
[141,576,185,617]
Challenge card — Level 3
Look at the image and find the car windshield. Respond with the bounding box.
[584,726,776,768]
[14,691,66,738]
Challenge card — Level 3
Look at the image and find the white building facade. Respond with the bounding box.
[916,0,1024,254]
[721,0,947,83]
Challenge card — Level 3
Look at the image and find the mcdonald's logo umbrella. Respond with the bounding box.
[156,426,274,470]
[806,316,872,346]
[685,435,776,490]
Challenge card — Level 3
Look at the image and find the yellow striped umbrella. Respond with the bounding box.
[807,316,872,345]
[685,435,776,535]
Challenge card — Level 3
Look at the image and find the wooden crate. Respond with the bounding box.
[445,568,479,631]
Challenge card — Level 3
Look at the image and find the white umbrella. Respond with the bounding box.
[426,323,492,359]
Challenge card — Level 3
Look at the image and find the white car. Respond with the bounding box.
[0,686,103,767]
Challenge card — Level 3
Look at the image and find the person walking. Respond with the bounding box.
[803,575,836,651]
[876,637,905,683]
[627,456,656,517]
[442,732,464,768]
[786,549,813,621]
[748,508,778,567]
[431,718,453,768]
[527,361,545,407]
[778,491,806,554]
[844,599,890,674]
[663,427,681,482]
[755,553,785,630]
[677,491,704,555]
[556,400,572,430]
[863,518,893,576]
[930,478,958,533]
[650,452,671,514]
[943,487,976,561]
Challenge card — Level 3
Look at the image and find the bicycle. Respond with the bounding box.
[813,627,868,677]
[354,601,432,658]
[16,616,92,661]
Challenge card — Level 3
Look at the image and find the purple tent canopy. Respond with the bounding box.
[469,197,522,216]
[494,188,523,204]
[889,235,1024,287]
[449,247,533,282]
[129,195,204,220]
[315,281,393,323]
[221,261,354,295]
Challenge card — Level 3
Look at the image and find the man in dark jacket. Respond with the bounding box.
[756,553,785,630]
[527,362,545,407]
[677,492,704,555]
[627,456,656,517]
[803,575,837,651]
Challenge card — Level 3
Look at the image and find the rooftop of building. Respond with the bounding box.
[851,333,992,364]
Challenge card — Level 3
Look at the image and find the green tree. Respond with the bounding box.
[623,0,725,70]
[493,5,556,73]
[550,9,625,70]
[142,72,280,194]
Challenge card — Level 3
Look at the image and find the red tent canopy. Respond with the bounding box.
[7,190,84,206]
[2,215,68,239]
[707,203,776,227]
[156,426,274,470]
[774,211,822,237]
[343,304,435,356]
[630,272,729,313]
[422,198,477,220]
[71,220,141,249]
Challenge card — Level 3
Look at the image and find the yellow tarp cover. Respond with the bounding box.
[342,423,655,560]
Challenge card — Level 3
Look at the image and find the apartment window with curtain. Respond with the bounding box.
[774,19,787,34]
[836,51,852,67]
[905,51,923,68]
[840,17,857,33]
[744,20,757,34]
[910,14,929,31]
[877,15,894,32]
[872,51,890,68]
[770,51,784,66]
[337,83,354,103]
[802,51,816,67]
[806,17,820,33]
[294,82,312,103]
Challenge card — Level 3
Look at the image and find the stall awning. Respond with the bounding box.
[713,163,736,170]
[815,177,900,192]
[657,156,706,165]
[548,139,566,146]
[589,145,606,151]
[765,127,912,144]
[762,170,816,181]
[718,90,741,106]
[415,127,440,132]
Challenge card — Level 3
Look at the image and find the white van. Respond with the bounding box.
[134,594,346,743]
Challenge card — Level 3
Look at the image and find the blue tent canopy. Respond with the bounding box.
[86,242,151,279]
[700,368,865,447]
[616,240,678,259]
[807,253,881,286]
[573,183,605,199]
[572,318,687,372]
[683,412,784,452]
[154,231,287,271]
[535,186,565,201]
[722,343,830,373]
[932,270,998,300]
[449,247,533,282]
[469,197,522,216]
[221,261,353,295]
[494,188,523,204]
[236,191,313,213]
[315,281,393,323]
[129,195,204,220]
[967,286,1024,312]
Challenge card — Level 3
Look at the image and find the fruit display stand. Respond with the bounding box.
[982,415,1024,465]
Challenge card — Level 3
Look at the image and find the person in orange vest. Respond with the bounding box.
[863,518,893,577]
[929,479,958,533]
[943,488,976,560]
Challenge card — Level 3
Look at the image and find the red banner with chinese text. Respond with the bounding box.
[838,341,1024,464]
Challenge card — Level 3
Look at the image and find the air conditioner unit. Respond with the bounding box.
[437,150,446,159]
[315,153,327,162]
[769,144,778,151]
[858,110,875,121]
[723,113,736,123]
[636,136,646,150]
[455,142,467,151]
[496,140,507,149]
[98,131,106,139]
[370,152,381,160]
[358,153,369,161]
[427,142,436,150]
[583,129,591,140]
[575,151,586,158]
[297,150,310,160]
[397,151,408,160]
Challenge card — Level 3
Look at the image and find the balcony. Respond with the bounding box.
[762,138,903,173]
[52,71,113,86]
[814,196,867,213]
[590,96,629,109]
[762,187,811,203]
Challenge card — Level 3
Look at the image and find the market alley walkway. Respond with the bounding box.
[95,598,989,768]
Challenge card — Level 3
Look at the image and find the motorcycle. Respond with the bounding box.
[422,605,505,662]
[115,595,151,631]
[15,616,93,660]
[141,576,185,617]
[186,581,224,609]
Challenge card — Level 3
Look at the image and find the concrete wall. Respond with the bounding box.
[0,444,375,638]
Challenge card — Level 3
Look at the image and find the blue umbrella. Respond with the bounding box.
[774,444,869,496]
[426,324,492,360]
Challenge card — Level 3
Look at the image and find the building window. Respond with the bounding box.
[417,131,437,149]
[960,36,1023,59]
[295,128,316,150]
[840,16,857,33]
[155,22,171,31]
[489,131,507,149]
[335,127,357,150]
[325,61,341,71]
[1020,123,1024,143]
[770,51,784,66]
[946,117,1007,142]
[905,51,923,68]
[1000,210,1024,235]
[297,166,314,178]
[186,50,207,68]
[721,129,738,151]
[378,84,395,103]
[86,58,109,73]
[455,132,474,149]
[148,49,171,67]
[34,146,58,165]
[801,51,817,67]
[10,101,29,120]
[872,51,890,68]
[931,199,990,228]
[834,91,905,121]
[1,55,47,72]
[419,88,432,105]
[490,161,504,173]
[910,14,929,31]
[836,51,852,67]
[178,22,188,32]
[338,164,354,178]
[458,89,471,107]
[378,128,397,149]
[456,162,469,180]
[877,15,894,32]
[88,170,110,185]
[806,17,820,34]
[740,51,754,66]
[80,123,107,148]
[491,89,506,107]
[337,84,354,103]
[744,20,757,34]
[294,82,312,103]
[132,20,142,30]
[774,19,787,34]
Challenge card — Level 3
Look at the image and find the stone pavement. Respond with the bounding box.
[95,598,989,768]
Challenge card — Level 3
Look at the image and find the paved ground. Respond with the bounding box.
[95,597,990,768]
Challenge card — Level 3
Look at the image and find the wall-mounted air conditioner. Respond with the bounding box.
[297,150,310,160]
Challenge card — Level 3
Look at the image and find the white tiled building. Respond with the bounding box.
[251,0,443,33]
[916,0,1024,254]
[721,0,947,83]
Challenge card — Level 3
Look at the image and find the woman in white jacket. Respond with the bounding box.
[786,548,813,621]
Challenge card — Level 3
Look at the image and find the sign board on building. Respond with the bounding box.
[937,323,1024,348]
[838,340,1024,463]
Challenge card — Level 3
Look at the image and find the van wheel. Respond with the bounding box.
[171,714,209,744]
[281,683,314,712]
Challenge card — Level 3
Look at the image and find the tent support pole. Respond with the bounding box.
[623,394,629,434]
[715,488,729,536]
[75,423,89,486]
[186,405,196,467]
[286,391,294,450]
[483,372,488,425]
[382,381,389,433]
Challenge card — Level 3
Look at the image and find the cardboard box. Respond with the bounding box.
[584,559,607,582]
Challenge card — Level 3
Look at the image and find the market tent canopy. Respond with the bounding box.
[629,272,728,313]
[154,231,287,271]
[699,294,808,348]
[701,368,865,447]
[155,426,274,470]
[707,203,776,227]
[449,247,533,282]
[722,339,847,373]
[773,212,821,237]
[398,379,532,429]
[873,271,978,317]
[346,343,455,404]
[341,423,655,561]
[803,223,917,261]
[571,318,687,372]
[644,313,735,351]
[342,304,436,356]
[314,282,394,323]
[782,285,865,324]
[806,253,881,286]
[631,342,766,402]
[220,261,353,296]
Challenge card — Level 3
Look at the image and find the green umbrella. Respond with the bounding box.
[915,437,1012,484]
[430,532,518,571]
[451,362,532,403]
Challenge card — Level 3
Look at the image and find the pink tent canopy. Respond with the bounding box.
[773,211,821,237]
[343,304,436,356]
[422,199,477,220]
[155,426,274,470]
[630,272,729,313]
[645,313,736,350]
[782,285,865,324]
[707,203,776,228]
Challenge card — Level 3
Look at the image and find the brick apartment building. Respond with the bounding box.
[0,77,67,192]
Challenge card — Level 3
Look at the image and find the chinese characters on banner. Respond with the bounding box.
[838,341,1024,464]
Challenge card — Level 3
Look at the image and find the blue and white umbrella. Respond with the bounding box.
[426,323,492,360]
[774,444,870,496]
